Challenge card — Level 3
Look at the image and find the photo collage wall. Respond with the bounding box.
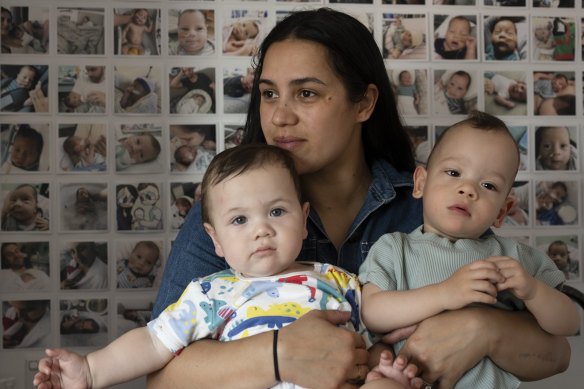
[1,0,583,352]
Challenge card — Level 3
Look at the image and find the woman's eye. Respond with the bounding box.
[261,90,277,99]
[445,170,460,177]
[300,90,316,98]
[270,208,285,217]
[233,216,247,225]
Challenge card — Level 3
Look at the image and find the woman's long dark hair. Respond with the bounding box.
[242,8,415,173]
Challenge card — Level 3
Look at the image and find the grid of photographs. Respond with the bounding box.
[1,0,583,358]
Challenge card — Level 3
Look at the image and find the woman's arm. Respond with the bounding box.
[148,310,369,389]
[395,307,570,388]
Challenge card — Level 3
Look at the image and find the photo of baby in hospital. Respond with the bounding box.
[169,66,215,114]
[60,299,108,347]
[1,241,50,292]
[1,183,49,232]
[59,241,108,290]
[1,6,49,54]
[116,240,163,288]
[57,65,106,114]
[382,14,427,60]
[2,300,51,349]
[534,126,578,171]
[387,68,428,116]
[168,8,215,56]
[170,181,200,230]
[56,7,104,55]
[223,66,254,113]
[536,235,580,282]
[59,183,107,232]
[483,71,527,116]
[222,9,267,56]
[114,66,161,115]
[433,69,477,115]
[483,16,527,61]
[170,124,216,174]
[433,14,477,60]
[114,8,160,56]
[0,123,49,174]
[115,123,163,173]
[535,180,579,226]
[58,123,107,173]
[1,64,49,113]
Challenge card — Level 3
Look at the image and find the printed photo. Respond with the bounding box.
[169,66,216,114]
[115,123,163,173]
[1,123,50,174]
[509,126,528,171]
[533,71,576,116]
[535,180,579,226]
[58,123,107,172]
[169,8,215,56]
[114,8,160,56]
[502,181,530,227]
[224,66,254,113]
[1,64,49,113]
[536,235,580,281]
[1,6,49,54]
[116,240,163,288]
[405,126,430,167]
[58,65,106,114]
[383,14,427,60]
[224,124,245,150]
[2,300,50,349]
[116,183,163,231]
[387,68,428,116]
[60,183,107,231]
[433,14,477,60]
[433,69,477,115]
[170,124,216,174]
[114,66,161,114]
[533,0,575,7]
[56,7,104,55]
[1,183,49,232]
[483,71,527,116]
[222,9,268,56]
[534,126,578,171]
[432,0,476,4]
[483,16,527,61]
[170,181,201,230]
[484,0,526,5]
[59,241,108,290]
[1,241,50,292]
[117,298,155,337]
[532,16,576,61]
[60,299,108,347]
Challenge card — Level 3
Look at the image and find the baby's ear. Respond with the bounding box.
[492,196,514,228]
[412,166,427,199]
[203,223,224,257]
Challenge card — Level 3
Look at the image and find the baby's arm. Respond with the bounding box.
[361,260,503,333]
[121,23,132,44]
[34,327,173,389]
[494,95,516,108]
[464,36,477,59]
[486,256,579,336]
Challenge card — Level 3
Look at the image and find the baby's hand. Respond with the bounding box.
[34,348,91,389]
[439,260,504,310]
[465,36,477,49]
[366,350,422,388]
[35,217,49,231]
[485,256,536,300]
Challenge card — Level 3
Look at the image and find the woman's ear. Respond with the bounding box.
[356,84,379,123]
[412,166,427,199]
[203,222,224,257]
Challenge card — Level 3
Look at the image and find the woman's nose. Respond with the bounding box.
[271,103,298,127]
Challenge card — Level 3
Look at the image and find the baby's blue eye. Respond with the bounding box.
[233,216,247,225]
[270,208,285,217]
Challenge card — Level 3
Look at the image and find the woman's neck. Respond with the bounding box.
[301,155,372,250]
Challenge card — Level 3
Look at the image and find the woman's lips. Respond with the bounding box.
[273,136,305,150]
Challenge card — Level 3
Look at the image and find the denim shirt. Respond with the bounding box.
[152,159,423,318]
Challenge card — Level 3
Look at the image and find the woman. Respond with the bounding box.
[150,8,569,388]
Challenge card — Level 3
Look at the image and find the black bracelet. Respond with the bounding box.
[273,329,281,382]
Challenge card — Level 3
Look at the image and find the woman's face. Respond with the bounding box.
[259,39,366,175]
